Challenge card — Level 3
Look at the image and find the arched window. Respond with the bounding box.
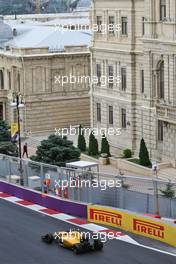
[158,61,164,99]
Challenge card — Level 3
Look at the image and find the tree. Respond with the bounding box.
[77,125,86,152]
[0,142,18,156]
[88,131,99,156]
[139,138,151,167]
[30,134,80,167]
[160,182,175,199]
[0,120,11,142]
[101,134,110,157]
[0,120,18,156]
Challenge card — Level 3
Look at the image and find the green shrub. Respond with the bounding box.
[0,141,18,156]
[101,134,111,157]
[160,182,175,199]
[0,120,11,142]
[30,134,80,167]
[88,131,99,156]
[139,138,151,167]
[77,125,86,152]
[123,149,132,158]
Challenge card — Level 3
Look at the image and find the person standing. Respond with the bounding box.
[22,142,28,158]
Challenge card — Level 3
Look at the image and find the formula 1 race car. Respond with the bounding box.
[41,229,103,254]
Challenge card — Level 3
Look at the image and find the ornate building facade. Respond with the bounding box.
[0,15,90,135]
[91,0,176,165]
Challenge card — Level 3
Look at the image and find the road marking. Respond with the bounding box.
[3,196,21,202]
[138,244,176,257]
[2,191,176,255]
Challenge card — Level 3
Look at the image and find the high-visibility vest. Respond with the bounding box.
[64,187,68,199]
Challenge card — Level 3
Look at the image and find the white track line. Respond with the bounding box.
[1,193,176,256]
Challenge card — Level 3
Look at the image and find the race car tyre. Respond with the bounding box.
[73,244,82,254]
[93,239,103,251]
[41,233,54,244]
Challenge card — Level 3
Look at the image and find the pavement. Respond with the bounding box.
[23,133,176,182]
[0,195,176,264]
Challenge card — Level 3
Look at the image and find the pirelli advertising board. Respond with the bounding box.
[88,205,176,247]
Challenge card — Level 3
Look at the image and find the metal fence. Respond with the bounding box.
[0,154,176,218]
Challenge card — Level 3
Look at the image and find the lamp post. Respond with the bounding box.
[152,162,160,215]
[10,92,25,186]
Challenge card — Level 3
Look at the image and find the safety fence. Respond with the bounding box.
[0,154,176,218]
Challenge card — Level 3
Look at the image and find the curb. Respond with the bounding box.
[0,191,138,245]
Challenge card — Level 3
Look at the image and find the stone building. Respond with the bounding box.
[0,14,91,135]
[91,0,176,165]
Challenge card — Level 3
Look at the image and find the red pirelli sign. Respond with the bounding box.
[133,219,165,239]
[89,208,122,226]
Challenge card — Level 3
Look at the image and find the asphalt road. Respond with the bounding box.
[0,199,175,264]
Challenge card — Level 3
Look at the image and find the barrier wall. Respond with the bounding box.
[88,204,176,247]
[0,181,87,218]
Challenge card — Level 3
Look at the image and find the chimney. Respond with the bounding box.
[13,28,17,36]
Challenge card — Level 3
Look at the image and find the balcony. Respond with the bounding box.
[156,104,176,124]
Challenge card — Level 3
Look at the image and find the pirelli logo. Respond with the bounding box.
[133,219,165,239]
[89,208,122,226]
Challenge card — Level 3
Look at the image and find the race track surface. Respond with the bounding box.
[0,199,175,264]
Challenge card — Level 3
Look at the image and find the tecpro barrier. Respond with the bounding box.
[88,204,176,247]
[0,181,87,218]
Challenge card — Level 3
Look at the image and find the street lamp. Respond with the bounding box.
[152,162,160,215]
[10,92,25,186]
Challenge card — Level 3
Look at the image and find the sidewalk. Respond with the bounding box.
[22,135,145,178]
[22,134,176,183]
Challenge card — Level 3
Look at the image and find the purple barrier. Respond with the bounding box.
[0,181,87,218]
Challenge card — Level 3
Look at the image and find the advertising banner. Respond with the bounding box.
[88,205,176,247]
[11,123,19,142]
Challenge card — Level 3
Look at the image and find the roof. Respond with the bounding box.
[4,16,91,51]
[0,16,13,43]
[66,161,98,169]
[7,27,91,50]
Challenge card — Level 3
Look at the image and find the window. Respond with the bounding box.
[97,103,101,122]
[121,17,128,35]
[160,0,166,21]
[108,65,114,88]
[141,70,144,93]
[158,61,164,99]
[121,108,126,129]
[97,16,102,33]
[142,17,145,36]
[109,16,115,35]
[17,73,20,92]
[8,71,11,90]
[0,70,4,89]
[158,120,164,141]
[96,64,101,86]
[121,67,127,91]
[109,106,113,125]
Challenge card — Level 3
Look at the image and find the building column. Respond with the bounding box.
[3,102,6,120]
